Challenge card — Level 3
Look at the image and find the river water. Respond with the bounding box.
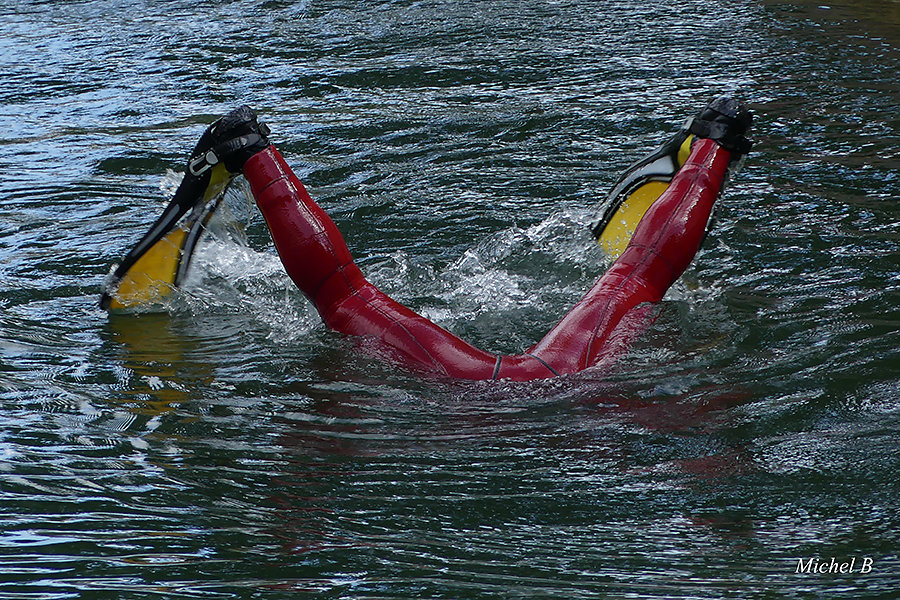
[1,0,898,598]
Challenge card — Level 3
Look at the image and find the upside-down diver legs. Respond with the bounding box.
[103,98,753,381]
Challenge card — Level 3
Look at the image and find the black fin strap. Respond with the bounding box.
[690,118,753,154]
[213,131,268,159]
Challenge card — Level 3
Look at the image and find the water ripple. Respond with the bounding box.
[1,0,898,597]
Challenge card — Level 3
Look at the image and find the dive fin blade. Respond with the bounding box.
[103,227,189,310]
[101,164,233,311]
[591,125,693,260]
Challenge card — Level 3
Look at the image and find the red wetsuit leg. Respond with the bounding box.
[243,146,551,380]
[528,137,732,374]
[243,139,730,381]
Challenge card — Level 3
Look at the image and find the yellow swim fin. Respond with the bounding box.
[102,106,271,311]
[591,122,693,260]
[107,226,188,310]
[102,164,232,310]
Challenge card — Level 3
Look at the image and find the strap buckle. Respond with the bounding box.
[188,149,219,176]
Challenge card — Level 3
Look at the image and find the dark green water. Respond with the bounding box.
[1,0,898,597]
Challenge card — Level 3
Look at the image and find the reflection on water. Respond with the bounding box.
[105,312,207,410]
[0,0,898,597]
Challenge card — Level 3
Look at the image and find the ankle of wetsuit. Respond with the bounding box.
[243,146,363,309]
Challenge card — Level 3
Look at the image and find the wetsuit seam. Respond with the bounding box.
[582,266,647,370]
[257,175,287,196]
[491,355,502,380]
[525,353,559,377]
[582,189,696,369]
[627,243,678,279]
[256,149,290,195]
[311,260,356,307]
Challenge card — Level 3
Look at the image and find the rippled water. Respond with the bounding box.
[1,0,898,597]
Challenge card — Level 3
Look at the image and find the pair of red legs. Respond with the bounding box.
[242,138,732,381]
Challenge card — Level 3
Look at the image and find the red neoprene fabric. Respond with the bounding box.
[244,137,732,380]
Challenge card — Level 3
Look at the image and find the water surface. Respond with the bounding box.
[1,0,898,598]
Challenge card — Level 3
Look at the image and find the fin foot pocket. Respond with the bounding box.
[689,96,753,155]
